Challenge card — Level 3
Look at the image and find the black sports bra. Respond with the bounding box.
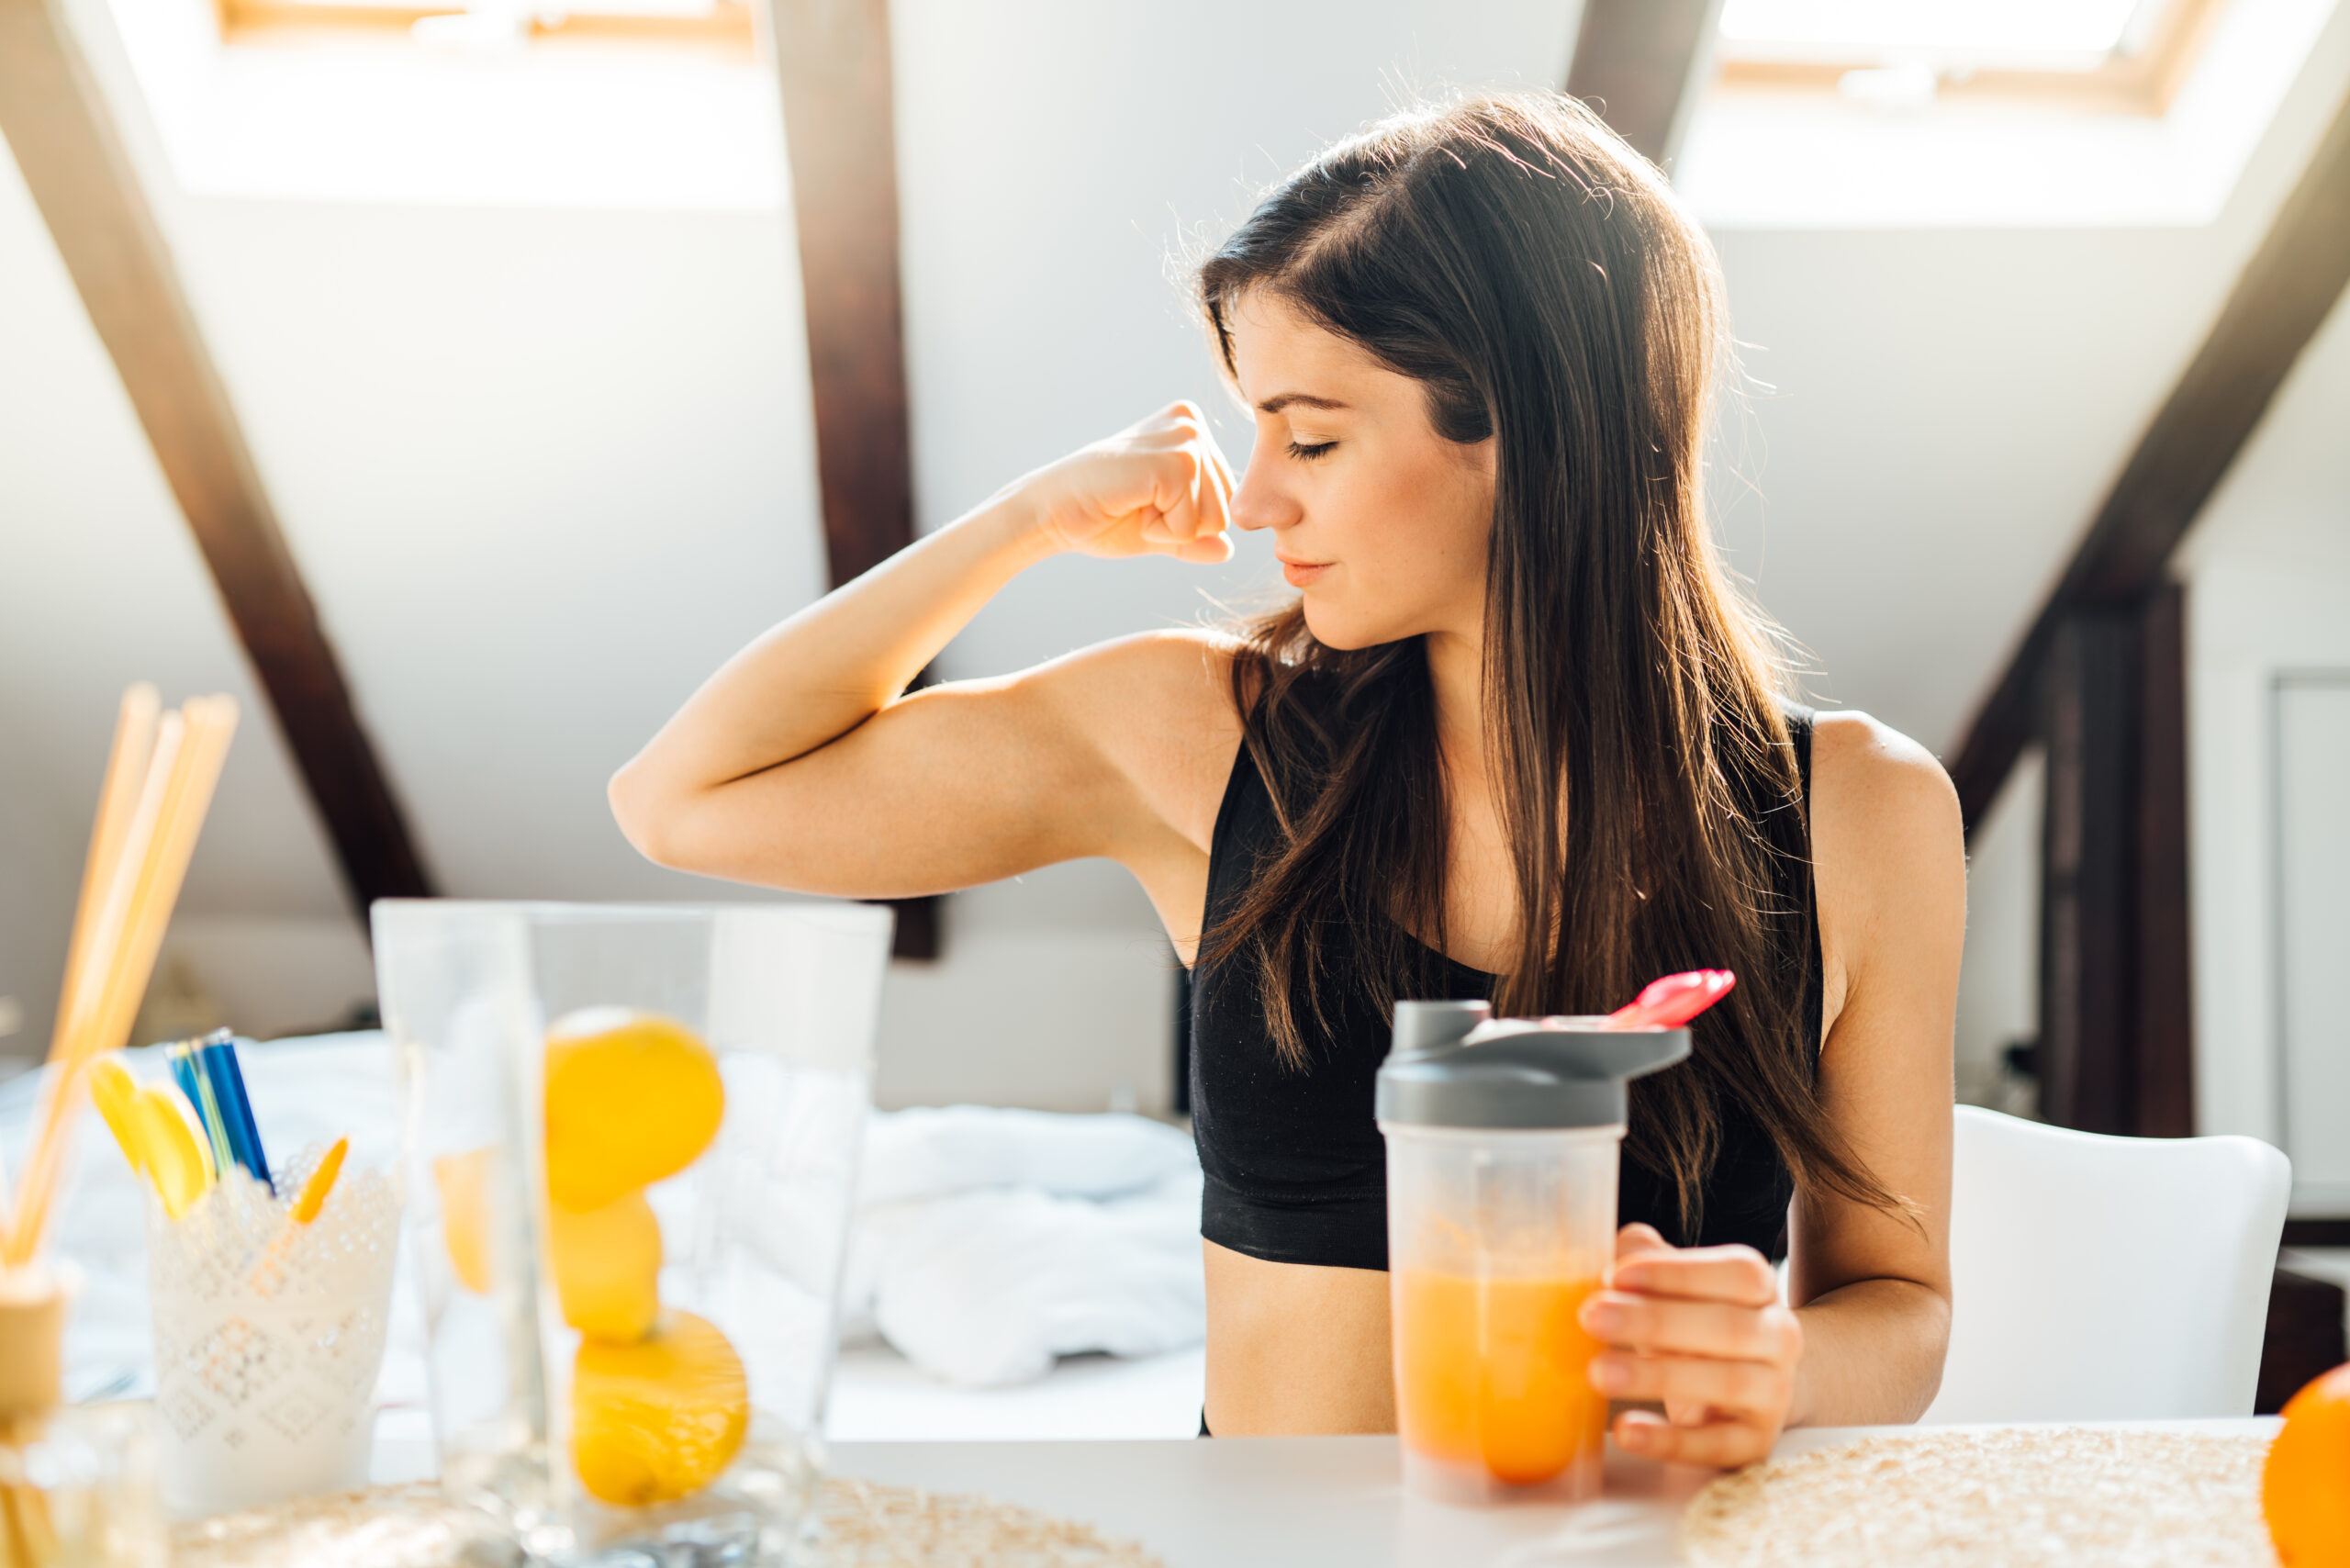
[1187,700,1823,1272]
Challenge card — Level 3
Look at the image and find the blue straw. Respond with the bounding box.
[198,1034,274,1196]
[167,1041,237,1185]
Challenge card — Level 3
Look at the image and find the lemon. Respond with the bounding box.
[551,1190,663,1343]
[571,1310,749,1506]
[433,1148,494,1295]
[544,1009,724,1213]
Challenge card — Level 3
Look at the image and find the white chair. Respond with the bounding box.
[1920,1104,2291,1423]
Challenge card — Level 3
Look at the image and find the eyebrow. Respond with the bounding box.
[1255,392,1350,415]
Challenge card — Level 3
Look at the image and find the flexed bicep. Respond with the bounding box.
[628,633,1238,904]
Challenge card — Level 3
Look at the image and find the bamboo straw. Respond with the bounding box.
[56,686,160,1036]
[1,714,185,1268]
[73,700,232,1068]
[54,712,183,1057]
[2,695,238,1269]
[13,689,163,1215]
[11,699,237,1265]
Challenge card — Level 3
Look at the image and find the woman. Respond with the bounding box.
[611,93,1962,1465]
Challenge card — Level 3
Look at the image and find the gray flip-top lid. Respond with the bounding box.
[1374,1000,1690,1129]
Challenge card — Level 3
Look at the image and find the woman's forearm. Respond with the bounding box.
[1787,1277,1952,1428]
[610,494,1050,834]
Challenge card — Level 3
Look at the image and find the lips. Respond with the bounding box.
[1278,558,1332,588]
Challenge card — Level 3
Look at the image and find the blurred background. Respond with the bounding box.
[0,0,2343,1258]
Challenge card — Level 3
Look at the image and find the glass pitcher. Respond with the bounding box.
[1377,1000,1688,1506]
[373,900,891,1566]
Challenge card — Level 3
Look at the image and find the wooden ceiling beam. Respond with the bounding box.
[1565,0,1726,167]
[1949,89,2350,831]
[770,0,914,589]
[0,0,434,910]
[767,0,934,959]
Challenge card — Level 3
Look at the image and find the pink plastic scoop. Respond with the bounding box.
[1606,969,1736,1029]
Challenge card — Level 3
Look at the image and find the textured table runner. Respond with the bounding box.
[167,1477,1166,1568]
[1683,1428,2276,1567]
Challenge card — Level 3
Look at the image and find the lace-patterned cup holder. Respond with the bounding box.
[144,1145,399,1518]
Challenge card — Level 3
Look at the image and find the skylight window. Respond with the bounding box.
[1680,0,2323,229]
[1718,0,2149,68]
[106,0,782,207]
[1711,0,2225,112]
[216,0,755,52]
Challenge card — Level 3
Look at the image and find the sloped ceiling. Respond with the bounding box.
[2,0,2346,1056]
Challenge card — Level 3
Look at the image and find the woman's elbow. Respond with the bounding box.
[1900,1279,1954,1421]
[609,758,692,869]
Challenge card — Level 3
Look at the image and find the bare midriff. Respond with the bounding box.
[1202,1240,1396,1434]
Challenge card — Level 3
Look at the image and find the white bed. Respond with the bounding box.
[2,1031,1206,1448]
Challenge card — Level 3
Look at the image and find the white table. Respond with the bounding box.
[830,1418,2278,1568]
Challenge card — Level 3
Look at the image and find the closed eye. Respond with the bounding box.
[1286,440,1337,463]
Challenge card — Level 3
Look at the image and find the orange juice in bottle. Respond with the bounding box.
[1395,1269,1606,1489]
[1377,1001,1689,1505]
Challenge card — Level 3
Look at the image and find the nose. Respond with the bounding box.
[1228,450,1298,534]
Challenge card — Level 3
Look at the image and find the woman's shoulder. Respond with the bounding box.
[1807,711,1961,867]
[1804,710,1965,985]
[1807,711,1953,807]
[1023,629,1248,852]
[1030,628,1243,722]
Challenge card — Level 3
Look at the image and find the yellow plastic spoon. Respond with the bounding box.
[87,1058,209,1220]
[134,1085,212,1219]
[88,1058,146,1170]
[248,1137,350,1296]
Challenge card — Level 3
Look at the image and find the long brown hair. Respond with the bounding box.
[1197,93,1900,1228]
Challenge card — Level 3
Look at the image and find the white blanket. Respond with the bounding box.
[843,1106,1205,1386]
[1,1035,1205,1399]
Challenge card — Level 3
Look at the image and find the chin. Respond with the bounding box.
[1297,599,1398,653]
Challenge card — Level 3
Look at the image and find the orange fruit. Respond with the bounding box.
[433,1148,495,1295]
[571,1310,749,1506]
[2266,1361,2350,1567]
[543,1009,724,1212]
[550,1191,663,1343]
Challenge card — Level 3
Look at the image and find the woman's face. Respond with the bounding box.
[1225,291,1496,652]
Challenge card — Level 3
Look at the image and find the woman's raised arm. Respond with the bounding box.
[608,402,1241,902]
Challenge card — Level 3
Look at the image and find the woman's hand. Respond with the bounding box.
[1579,1223,1803,1468]
[1013,401,1238,564]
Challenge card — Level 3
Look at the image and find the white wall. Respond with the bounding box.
[2273,679,2350,1209]
[1954,747,2042,1112]
[869,860,1179,1114]
[2174,287,2350,1201]
[0,700,79,1058]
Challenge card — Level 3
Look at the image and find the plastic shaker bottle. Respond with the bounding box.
[1377,1000,1689,1505]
